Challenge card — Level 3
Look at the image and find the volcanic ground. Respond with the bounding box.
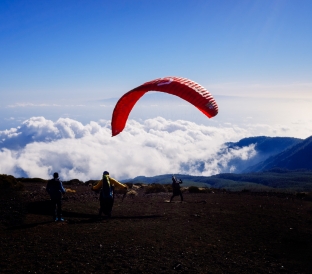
[1,181,312,273]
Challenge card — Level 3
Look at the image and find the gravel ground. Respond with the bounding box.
[1,182,312,273]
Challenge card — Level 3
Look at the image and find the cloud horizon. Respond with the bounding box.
[1,116,308,181]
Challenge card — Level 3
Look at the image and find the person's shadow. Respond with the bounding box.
[26,200,96,218]
[8,200,162,229]
[67,214,163,224]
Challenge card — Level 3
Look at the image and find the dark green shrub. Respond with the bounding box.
[85,180,98,186]
[0,174,17,190]
[188,186,212,193]
[295,192,312,200]
[0,174,25,193]
[0,179,11,189]
[134,183,144,187]
[125,182,133,189]
[17,177,47,183]
[13,181,25,191]
[63,179,84,185]
[145,183,167,194]
[198,187,212,193]
[188,186,200,193]
[163,184,173,192]
[241,188,251,193]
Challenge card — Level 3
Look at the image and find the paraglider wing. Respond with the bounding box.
[111,76,218,136]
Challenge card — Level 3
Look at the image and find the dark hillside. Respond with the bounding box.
[125,170,312,192]
[125,174,211,187]
[223,136,301,173]
[211,170,312,191]
[247,136,312,172]
[226,136,302,154]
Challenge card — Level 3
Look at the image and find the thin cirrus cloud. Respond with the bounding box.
[7,103,86,108]
[208,82,312,99]
[0,116,300,181]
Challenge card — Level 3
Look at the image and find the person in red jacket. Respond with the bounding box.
[91,171,127,217]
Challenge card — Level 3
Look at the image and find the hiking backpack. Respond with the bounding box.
[100,175,114,199]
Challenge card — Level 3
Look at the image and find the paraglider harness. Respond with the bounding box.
[100,175,114,200]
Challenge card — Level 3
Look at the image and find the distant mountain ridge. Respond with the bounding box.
[123,135,312,191]
[123,170,312,192]
[246,136,312,172]
[222,136,302,173]
[226,136,302,155]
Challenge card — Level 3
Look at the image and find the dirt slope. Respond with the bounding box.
[1,182,312,273]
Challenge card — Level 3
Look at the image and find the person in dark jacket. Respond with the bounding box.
[170,175,183,202]
[46,172,66,221]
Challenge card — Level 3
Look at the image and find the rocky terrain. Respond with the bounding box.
[1,178,312,273]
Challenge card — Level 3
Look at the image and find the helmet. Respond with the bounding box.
[53,172,59,179]
[103,171,109,175]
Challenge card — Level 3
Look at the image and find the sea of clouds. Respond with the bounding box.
[0,116,306,181]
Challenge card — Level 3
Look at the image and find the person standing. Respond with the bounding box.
[170,175,183,202]
[46,172,66,221]
[91,171,127,217]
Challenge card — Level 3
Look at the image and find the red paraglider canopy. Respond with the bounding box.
[111,76,218,136]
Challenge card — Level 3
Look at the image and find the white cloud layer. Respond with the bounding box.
[0,116,308,181]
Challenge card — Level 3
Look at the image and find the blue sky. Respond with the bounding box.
[1,0,311,102]
[0,0,312,179]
